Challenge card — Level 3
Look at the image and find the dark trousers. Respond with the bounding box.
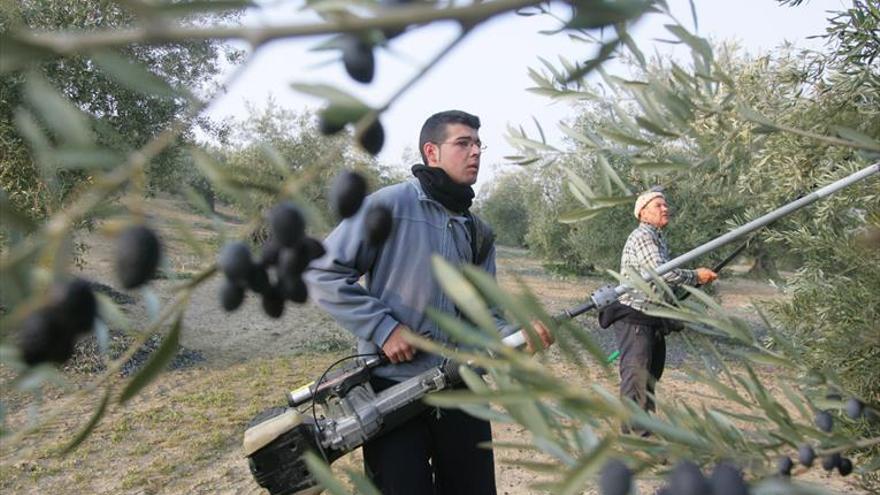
[363,378,496,495]
[614,320,666,418]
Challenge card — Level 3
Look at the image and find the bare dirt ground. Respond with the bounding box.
[0,196,869,494]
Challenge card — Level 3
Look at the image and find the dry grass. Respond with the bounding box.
[0,354,343,494]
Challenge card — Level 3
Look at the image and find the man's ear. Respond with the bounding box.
[423,142,438,165]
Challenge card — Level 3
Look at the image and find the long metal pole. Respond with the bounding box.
[503,162,879,348]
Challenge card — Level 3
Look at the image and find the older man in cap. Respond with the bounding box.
[612,189,717,434]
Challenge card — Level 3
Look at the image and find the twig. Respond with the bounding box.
[17,0,543,53]
[742,116,880,153]
[819,436,880,455]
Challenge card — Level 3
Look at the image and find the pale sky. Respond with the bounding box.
[206,0,845,191]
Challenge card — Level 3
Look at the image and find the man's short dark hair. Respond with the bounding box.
[419,110,481,164]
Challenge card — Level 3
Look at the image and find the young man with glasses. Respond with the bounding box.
[306,110,553,494]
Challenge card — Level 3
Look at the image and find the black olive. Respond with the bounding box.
[341,35,374,83]
[302,237,327,262]
[260,238,281,267]
[710,463,749,495]
[838,457,853,476]
[268,202,306,248]
[219,278,246,312]
[669,460,710,495]
[18,309,75,366]
[821,453,841,471]
[330,170,368,218]
[261,284,285,319]
[815,410,833,432]
[218,241,254,286]
[798,444,815,467]
[319,110,346,136]
[359,120,385,156]
[364,204,392,246]
[50,278,97,335]
[280,273,308,303]
[598,459,631,495]
[845,398,864,420]
[278,247,309,277]
[116,225,162,289]
[248,265,270,294]
[776,456,793,477]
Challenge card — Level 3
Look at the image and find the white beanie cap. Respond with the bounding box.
[634,191,665,219]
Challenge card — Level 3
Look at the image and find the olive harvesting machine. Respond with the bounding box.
[243,163,878,495]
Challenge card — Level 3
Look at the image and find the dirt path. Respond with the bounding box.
[1,197,868,494]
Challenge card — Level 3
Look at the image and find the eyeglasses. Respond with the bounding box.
[435,138,487,151]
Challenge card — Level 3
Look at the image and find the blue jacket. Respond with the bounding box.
[305,178,506,382]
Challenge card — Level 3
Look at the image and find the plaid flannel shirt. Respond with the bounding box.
[618,223,697,311]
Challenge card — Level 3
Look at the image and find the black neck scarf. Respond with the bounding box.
[411,164,474,214]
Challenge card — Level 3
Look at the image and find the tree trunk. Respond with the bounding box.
[192,180,215,213]
[747,248,780,281]
[204,190,215,213]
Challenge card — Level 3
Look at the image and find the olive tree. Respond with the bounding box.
[475,170,532,247]
[505,0,878,490]
[0,0,241,226]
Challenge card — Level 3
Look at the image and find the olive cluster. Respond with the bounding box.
[218,171,392,317]
[600,459,751,495]
[776,400,870,478]
[777,444,853,477]
[17,224,163,367]
[217,202,324,318]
